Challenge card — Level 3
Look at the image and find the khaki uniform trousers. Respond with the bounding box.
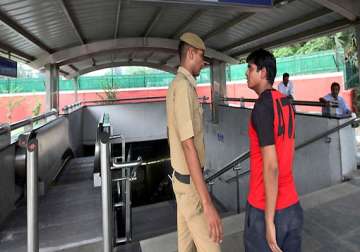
[172,175,221,252]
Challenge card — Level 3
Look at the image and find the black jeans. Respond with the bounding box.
[244,202,303,252]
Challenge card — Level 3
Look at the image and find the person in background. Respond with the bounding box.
[319,82,351,117]
[278,73,294,99]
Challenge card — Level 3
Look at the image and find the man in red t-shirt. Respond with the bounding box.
[244,49,303,252]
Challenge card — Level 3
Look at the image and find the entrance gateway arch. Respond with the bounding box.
[0,0,358,113]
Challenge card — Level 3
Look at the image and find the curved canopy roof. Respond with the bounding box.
[0,0,358,77]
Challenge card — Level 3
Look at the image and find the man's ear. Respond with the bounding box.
[187,47,195,60]
[260,67,267,80]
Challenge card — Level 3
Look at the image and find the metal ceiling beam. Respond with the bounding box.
[68,64,79,72]
[61,65,77,75]
[0,41,35,62]
[312,0,359,21]
[161,54,176,65]
[171,9,206,39]
[55,0,96,69]
[222,8,333,54]
[144,51,155,62]
[231,18,355,58]
[59,69,70,76]
[67,61,176,79]
[0,10,53,53]
[202,13,254,41]
[143,7,164,37]
[55,0,85,44]
[30,38,237,68]
[128,51,136,62]
[137,0,272,12]
[114,0,122,39]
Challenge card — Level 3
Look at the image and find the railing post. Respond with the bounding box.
[233,166,241,214]
[27,137,39,252]
[125,168,131,241]
[240,97,245,108]
[121,135,126,162]
[208,180,215,196]
[19,133,39,252]
[100,131,113,252]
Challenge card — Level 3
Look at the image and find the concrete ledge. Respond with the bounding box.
[41,237,102,252]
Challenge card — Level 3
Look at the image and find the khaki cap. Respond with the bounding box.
[179,32,206,51]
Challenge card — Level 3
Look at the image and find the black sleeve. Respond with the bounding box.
[251,92,275,147]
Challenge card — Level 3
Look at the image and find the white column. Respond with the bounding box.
[210,60,227,123]
[44,64,59,112]
[72,76,79,102]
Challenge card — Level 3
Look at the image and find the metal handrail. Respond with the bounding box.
[0,124,10,135]
[111,159,143,170]
[222,97,339,107]
[8,110,58,131]
[98,112,146,247]
[62,102,81,113]
[205,151,250,183]
[18,132,39,252]
[295,116,360,151]
[205,116,360,184]
[82,96,167,105]
[99,128,113,252]
[62,96,210,112]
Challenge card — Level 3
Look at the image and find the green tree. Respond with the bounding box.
[6,97,25,123]
[272,29,357,59]
[96,79,118,101]
[32,99,42,117]
[296,37,334,55]
[273,45,298,58]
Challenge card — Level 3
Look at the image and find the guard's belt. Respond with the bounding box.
[173,169,204,184]
[174,170,191,184]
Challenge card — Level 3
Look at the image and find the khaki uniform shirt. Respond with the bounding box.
[166,67,205,175]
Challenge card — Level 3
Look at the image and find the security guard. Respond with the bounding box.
[166,32,223,252]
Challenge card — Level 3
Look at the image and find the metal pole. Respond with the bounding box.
[100,137,113,252]
[233,166,241,214]
[125,169,131,241]
[27,139,39,252]
[208,181,215,196]
[122,135,125,162]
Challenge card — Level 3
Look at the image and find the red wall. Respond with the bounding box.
[226,73,352,113]
[0,73,353,124]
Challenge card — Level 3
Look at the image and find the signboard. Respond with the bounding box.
[133,0,273,8]
[0,56,17,78]
[208,0,272,6]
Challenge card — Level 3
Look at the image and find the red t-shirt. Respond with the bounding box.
[248,89,299,210]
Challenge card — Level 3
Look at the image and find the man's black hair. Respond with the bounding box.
[178,41,190,62]
[246,49,277,85]
[283,72,289,78]
[331,82,340,89]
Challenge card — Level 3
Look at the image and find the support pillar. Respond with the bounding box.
[210,60,227,123]
[44,64,59,112]
[72,76,79,102]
